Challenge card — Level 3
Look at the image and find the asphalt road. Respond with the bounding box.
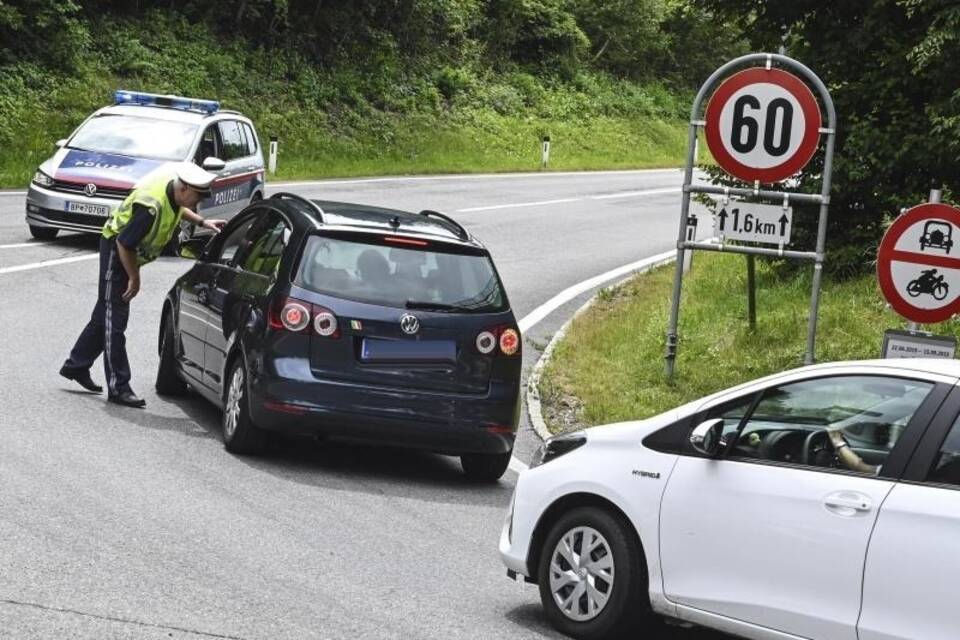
[0,170,723,639]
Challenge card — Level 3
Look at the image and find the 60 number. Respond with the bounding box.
[730,95,793,156]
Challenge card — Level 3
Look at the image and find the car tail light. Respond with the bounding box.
[475,326,521,356]
[476,330,497,354]
[274,299,310,332]
[313,308,340,338]
[499,328,520,356]
[269,297,340,338]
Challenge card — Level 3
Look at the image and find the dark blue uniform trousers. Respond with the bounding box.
[62,237,133,397]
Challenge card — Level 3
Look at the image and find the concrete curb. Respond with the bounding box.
[525,253,677,442]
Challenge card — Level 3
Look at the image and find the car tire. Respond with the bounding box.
[222,355,267,455]
[29,225,58,240]
[537,507,650,640]
[460,451,512,482]
[155,312,188,396]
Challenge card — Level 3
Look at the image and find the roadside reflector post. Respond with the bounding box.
[541,135,551,169]
[683,214,698,274]
[268,136,279,175]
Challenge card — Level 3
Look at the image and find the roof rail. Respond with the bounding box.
[419,209,469,241]
[271,192,325,223]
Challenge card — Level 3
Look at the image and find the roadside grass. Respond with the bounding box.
[260,115,686,182]
[539,252,958,433]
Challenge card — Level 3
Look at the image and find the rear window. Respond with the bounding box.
[296,234,508,313]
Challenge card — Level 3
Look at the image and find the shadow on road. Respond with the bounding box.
[141,389,516,507]
[503,603,734,640]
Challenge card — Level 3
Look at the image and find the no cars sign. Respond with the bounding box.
[704,68,822,184]
[877,203,960,324]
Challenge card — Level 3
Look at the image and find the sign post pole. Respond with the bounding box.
[665,53,836,377]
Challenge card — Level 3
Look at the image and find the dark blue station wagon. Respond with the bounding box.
[157,193,522,480]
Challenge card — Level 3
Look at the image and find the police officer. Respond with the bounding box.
[59,162,226,408]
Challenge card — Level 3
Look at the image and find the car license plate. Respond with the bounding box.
[66,201,109,216]
[360,339,456,363]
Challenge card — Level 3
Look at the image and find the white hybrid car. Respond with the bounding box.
[501,359,960,640]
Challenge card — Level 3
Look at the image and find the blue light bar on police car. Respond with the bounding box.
[114,90,220,115]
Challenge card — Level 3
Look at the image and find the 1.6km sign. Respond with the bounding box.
[715,202,792,245]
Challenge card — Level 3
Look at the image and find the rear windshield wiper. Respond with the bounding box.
[405,300,466,312]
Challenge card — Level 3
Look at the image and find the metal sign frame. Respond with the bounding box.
[665,53,837,377]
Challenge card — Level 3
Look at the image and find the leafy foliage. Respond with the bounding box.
[694,0,960,277]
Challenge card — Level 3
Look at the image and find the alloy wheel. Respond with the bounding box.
[549,525,615,622]
[224,365,244,440]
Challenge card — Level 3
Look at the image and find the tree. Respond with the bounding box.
[572,0,670,79]
[694,0,960,276]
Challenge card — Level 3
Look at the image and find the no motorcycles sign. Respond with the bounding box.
[877,203,960,324]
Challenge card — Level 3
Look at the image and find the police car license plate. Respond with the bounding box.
[66,202,109,216]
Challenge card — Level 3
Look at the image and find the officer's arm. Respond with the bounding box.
[116,242,140,303]
[115,204,153,302]
[181,208,226,232]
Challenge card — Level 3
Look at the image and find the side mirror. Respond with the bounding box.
[178,237,210,261]
[202,157,226,172]
[690,418,726,457]
[55,139,67,148]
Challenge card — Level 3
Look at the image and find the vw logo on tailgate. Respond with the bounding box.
[399,313,420,335]
[84,183,98,197]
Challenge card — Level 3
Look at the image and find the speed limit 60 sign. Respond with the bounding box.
[705,68,822,184]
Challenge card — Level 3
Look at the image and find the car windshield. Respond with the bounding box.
[296,234,508,313]
[67,114,198,161]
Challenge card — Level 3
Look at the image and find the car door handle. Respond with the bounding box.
[823,492,873,516]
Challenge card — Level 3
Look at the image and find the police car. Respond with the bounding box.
[26,90,265,240]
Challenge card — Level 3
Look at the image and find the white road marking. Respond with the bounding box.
[508,456,529,473]
[456,197,580,213]
[0,242,48,249]
[590,187,680,200]
[508,246,678,473]
[518,249,676,334]
[0,253,97,275]
[457,186,681,214]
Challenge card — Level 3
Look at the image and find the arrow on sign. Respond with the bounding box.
[779,214,789,236]
[717,208,728,231]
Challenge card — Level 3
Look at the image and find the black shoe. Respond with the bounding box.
[59,366,103,393]
[108,391,146,408]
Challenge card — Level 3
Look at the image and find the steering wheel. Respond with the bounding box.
[802,429,842,468]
